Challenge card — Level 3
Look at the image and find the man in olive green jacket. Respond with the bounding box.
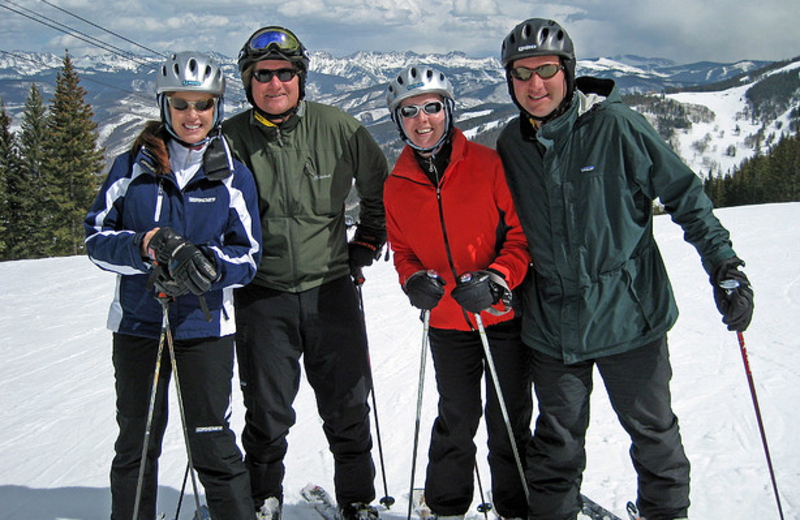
[496,19,754,520]
[223,26,387,520]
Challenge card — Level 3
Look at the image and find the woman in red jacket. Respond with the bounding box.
[384,65,532,520]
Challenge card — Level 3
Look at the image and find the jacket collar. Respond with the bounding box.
[394,128,468,184]
[249,100,306,134]
[519,76,617,141]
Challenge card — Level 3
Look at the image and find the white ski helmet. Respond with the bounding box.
[386,65,455,153]
[156,51,226,146]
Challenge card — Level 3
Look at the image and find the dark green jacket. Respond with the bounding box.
[224,101,387,292]
[497,77,736,363]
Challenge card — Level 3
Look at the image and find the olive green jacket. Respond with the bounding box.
[497,77,736,363]
[224,101,387,292]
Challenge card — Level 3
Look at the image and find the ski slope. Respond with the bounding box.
[1,203,798,520]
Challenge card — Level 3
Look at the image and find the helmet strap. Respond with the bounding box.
[158,93,222,148]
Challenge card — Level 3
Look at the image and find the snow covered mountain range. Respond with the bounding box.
[1,50,799,176]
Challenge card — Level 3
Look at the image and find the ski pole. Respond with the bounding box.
[160,297,208,520]
[173,462,190,520]
[131,301,169,520]
[474,313,530,504]
[407,310,431,520]
[719,279,784,520]
[354,269,395,509]
[736,330,784,520]
[474,461,492,518]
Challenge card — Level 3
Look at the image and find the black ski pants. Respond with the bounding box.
[110,333,253,520]
[425,319,533,518]
[234,276,376,508]
[526,336,690,520]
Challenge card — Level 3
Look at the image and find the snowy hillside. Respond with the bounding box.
[1,202,799,520]
[667,61,800,176]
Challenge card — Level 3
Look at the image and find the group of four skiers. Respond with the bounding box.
[84,16,754,520]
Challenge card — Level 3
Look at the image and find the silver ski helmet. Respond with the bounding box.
[386,65,455,154]
[237,26,310,105]
[156,51,226,145]
[501,18,576,120]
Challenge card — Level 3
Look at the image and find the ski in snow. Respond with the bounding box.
[580,494,623,520]
[412,488,621,520]
[301,483,340,520]
[154,505,211,520]
[410,488,434,520]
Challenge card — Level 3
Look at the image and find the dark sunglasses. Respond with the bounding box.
[252,68,298,83]
[248,28,301,53]
[166,97,216,112]
[509,63,564,81]
[399,101,445,119]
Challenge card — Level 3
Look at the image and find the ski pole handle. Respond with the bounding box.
[719,278,741,295]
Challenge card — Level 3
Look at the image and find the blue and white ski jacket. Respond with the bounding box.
[85,138,262,340]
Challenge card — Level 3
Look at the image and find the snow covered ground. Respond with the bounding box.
[1,202,798,520]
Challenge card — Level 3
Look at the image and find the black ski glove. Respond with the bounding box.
[151,263,190,298]
[148,227,218,296]
[348,226,386,270]
[404,270,446,310]
[711,256,754,332]
[451,269,508,314]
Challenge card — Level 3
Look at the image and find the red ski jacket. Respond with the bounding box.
[385,128,531,331]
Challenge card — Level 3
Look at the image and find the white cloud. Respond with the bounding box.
[2,0,799,63]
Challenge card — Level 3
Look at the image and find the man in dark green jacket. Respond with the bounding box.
[496,18,754,520]
[223,26,388,520]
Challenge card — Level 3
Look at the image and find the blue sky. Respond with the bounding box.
[2,0,799,64]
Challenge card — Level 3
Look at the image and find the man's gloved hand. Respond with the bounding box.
[404,270,446,310]
[348,226,386,270]
[451,270,509,314]
[147,227,218,296]
[711,256,754,332]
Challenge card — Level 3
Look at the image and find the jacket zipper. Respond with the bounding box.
[428,158,476,331]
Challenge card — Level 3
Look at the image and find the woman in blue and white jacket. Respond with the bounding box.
[84,52,261,520]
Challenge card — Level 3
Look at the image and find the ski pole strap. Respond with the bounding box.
[483,270,512,316]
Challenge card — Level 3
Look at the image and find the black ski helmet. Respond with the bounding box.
[501,18,576,121]
[237,26,310,106]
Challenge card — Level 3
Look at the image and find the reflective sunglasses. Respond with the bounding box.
[399,101,445,118]
[509,63,564,81]
[248,28,301,53]
[166,97,216,112]
[252,68,298,83]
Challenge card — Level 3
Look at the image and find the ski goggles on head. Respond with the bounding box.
[509,63,563,81]
[399,100,445,119]
[247,27,302,54]
[166,96,216,112]
[252,68,298,83]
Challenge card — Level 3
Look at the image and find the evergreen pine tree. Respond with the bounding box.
[41,50,105,256]
[0,100,18,258]
[17,83,51,259]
